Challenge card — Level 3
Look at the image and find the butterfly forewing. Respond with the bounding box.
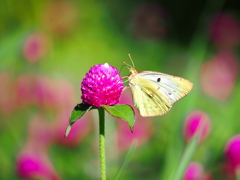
[135,71,193,104]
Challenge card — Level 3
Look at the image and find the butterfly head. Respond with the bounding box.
[123,62,138,76]
[129,67,138,75]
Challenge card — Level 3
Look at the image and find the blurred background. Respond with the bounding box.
[1,0,240,179]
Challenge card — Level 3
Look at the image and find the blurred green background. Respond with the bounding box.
[1,0,240,179]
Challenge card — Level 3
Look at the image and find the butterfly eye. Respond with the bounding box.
[157,78,161,82]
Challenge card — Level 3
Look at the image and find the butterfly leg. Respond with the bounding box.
[122,76,128,79]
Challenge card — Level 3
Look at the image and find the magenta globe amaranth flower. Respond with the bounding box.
[81,63,124,108]
[183,162,211,180]
[208,13,240,48]
[225,135,240,173]
[183,162,204,180]
[183,110,211,143]
[200,50,238,101]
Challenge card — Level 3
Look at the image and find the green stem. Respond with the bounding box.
[98,108,106,180]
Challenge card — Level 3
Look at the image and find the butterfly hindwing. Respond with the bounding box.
[130,77,172,117]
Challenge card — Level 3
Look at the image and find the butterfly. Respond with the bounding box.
[124,55,193,117]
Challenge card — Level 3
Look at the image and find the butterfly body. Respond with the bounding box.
[127,67,193,117]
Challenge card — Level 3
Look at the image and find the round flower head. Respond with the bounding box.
[183,162,204,180]
[225,135,240,170]
[81,63,124,108]
[183,110,211,143]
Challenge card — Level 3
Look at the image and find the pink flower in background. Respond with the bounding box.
[208,13,240,48]
[34,77,75,111]
[23,33,49,63]
[0,72,16,115]
[15,74,76,111]
[183,162,204,180]
[116,89,153,153]
[33,76,54,109]
[183,111,211,143]
[27,114,54,146]
[51,110,93,147]
[14,75,79,178]
[42,1,78,36]
[117,117,153,153]
[53,80,76,109]
[81,63,124,108]
[15,74,38,108]
[130,3,169,40]
[200,50,238,101]
[16,151,60,180]
[16,114,60,180]
[183,162,211,180]
[225,135,240,175]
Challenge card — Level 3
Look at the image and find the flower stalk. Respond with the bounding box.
[98,107,106,180]
[66,63,134,179]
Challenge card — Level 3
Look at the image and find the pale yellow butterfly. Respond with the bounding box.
[124,54,193,117]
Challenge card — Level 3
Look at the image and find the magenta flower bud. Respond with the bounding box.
[200,50,238,101]
[183,162,204,180]
[42,1,78,36]
[208,13,240,48]
[16,152,60,180]
[28,114,54,146]
[15,74,36,108]
[183,162,211,180]
[0,72,16,115]
[23,33,49,63]
[81,63,124,108]
[51,110,93,147]
[183,111,211,143]
[34,77,75,111]
[225,135,240,172]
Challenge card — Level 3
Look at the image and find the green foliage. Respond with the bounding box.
[102,104,135,132]
[65,103,94,137]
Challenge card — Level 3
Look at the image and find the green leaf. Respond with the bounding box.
[102,104,135,132]
[65,103,93,137]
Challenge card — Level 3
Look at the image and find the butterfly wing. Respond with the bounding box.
[130,77,172,117]
[136,71,193,104]
[129,70,193,117]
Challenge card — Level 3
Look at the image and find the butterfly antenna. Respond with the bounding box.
[119,64,127,73]
[128,54,135,68]
[120,64,130,80]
